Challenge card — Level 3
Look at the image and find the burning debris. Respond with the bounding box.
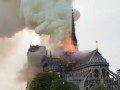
[60,51,80,65]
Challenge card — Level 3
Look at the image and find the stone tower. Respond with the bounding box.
[26,45,47,90]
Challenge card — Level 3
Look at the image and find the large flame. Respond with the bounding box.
[62,35,77,52]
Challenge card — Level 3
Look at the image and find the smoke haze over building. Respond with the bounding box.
[21,0,80,49]
[0,0,120,90]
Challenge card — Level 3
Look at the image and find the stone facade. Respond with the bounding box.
[26,46,120,90]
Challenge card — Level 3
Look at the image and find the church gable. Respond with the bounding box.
[88,50,109,66]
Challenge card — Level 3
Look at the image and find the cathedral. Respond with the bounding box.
[27,45,120,90]
[26,11,120,90]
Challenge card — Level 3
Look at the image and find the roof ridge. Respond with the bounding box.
[88,49,98,63]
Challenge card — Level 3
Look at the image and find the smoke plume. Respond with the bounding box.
[0,0,25,37]
[20,0,80,50]
[18,0,80,83]
[0,34,20,61]
[73,9,80,21]
[0,38,13,60]
[21,0,73,43]
[18,46,47,82]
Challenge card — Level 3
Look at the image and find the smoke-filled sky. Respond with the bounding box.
[0,0,120,90]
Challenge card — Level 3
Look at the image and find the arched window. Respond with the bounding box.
[94,69,99,78]
[102,69,106,78]
[107,72,109,77]
[90,73,92,78]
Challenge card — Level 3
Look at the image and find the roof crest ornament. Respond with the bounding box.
[96,41,98,50]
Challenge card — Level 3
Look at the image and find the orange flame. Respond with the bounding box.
[62,36,77,52]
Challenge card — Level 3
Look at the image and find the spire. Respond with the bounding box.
[72,10,78,48]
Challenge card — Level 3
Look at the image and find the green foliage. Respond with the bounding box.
[29,72,80,90]
[50,79,69,90]
[29,72,59,90]
[91,84,107,90]
[50,79,80,90]
[67,82,80,90]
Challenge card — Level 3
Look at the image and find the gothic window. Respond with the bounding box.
[102,69,106,78]
[90,73,92,78]
[94,69,99,78]
[107,72,109,77]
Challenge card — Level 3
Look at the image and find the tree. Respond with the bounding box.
[29,72,80,90]
[50,79,69,90]
[67,82,80,90]
[29,72,59,90]
[50,79,80,90]
[91,84,107,90]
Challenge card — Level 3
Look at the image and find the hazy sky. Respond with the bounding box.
[0,0,120,90]
[74,0,120,72]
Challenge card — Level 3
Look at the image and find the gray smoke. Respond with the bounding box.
[21,0,72,41]
[20,0,80,48]
[0,0,25,37]
[0,0,25,65]
[0,34,20,60]
[73,9,80,21]
[17,0,80,83]
[17,63,28,82]
[17,46,47,82]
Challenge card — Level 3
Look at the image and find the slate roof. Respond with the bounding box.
[88,49,108,65]
[42,49,109,70]
[73,49,109,70]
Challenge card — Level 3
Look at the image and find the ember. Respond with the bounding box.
[60,51,80,65]
[60,34,79,65]
[62,35,77,52]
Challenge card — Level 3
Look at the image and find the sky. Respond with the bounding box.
[74,0,120,72]
[0,0,120,90]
